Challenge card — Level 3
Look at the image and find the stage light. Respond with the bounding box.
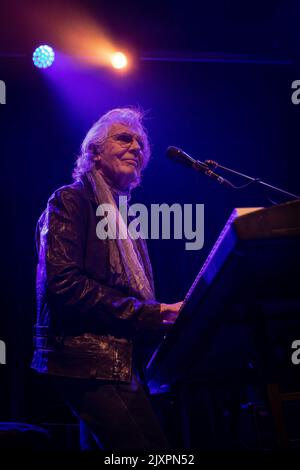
[110,52,127,69]
[33,45,55,69]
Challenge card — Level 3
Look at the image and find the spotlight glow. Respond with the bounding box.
[111,52,128,69]
[33,45,55,68]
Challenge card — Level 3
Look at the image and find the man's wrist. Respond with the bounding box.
[160,303,167,314]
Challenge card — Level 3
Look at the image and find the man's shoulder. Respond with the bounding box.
[37,180,92,227]
[48,179,91,207]
[51,180,84,198]
[36,180,92,246]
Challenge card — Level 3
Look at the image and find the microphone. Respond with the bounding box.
[166,146,233,188]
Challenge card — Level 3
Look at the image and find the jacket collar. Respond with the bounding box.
[79,173,97,203]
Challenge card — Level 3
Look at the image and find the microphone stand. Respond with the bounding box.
[204,160,300,200]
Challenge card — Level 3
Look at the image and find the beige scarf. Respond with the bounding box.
[87,169,155,301]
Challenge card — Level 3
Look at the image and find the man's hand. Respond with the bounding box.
[160,301,184,325]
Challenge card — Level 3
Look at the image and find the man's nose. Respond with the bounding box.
[129,138,142,155]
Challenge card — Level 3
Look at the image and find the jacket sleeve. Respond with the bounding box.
[39,187,163,331]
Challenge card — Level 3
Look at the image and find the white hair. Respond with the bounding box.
[73,107,151,189]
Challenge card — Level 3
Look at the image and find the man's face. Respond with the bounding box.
[96,123,145,190]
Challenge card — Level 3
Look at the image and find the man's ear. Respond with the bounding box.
[90,144,101,161]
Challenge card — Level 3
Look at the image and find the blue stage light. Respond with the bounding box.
[32,45,55,69]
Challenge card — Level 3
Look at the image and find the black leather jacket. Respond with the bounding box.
[31,174,163,382]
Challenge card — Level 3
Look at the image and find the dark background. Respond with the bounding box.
[0,0,299,426]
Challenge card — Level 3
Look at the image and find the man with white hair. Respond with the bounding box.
[32,107,182,450]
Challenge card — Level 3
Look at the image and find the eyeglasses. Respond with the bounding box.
[107,132,145,152]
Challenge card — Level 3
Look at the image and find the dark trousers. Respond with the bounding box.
[58,374,169,450]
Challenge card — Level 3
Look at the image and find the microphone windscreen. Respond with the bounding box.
[166,146,181,160]
[166,146,195,167]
